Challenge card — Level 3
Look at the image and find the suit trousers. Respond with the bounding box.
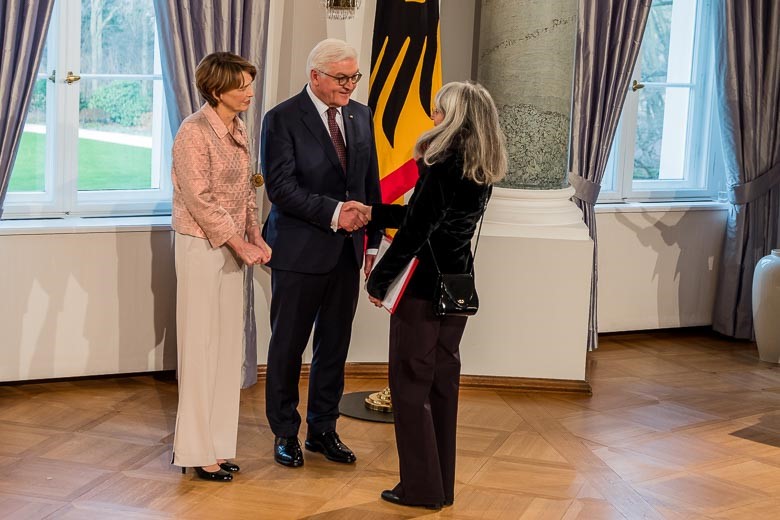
[172,233,244,467]
[265,239,359,438]
[388,295,467,505]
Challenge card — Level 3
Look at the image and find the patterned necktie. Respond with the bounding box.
[327,107,347,172]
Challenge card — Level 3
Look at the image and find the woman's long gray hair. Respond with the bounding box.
[414,81,507,185]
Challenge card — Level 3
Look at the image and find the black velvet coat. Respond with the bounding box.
[366,152,491,301]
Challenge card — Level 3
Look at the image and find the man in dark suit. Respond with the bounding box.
[260,38,382,468]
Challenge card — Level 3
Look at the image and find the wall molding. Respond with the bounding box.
[257,362,591,395]
[2,365,590,394]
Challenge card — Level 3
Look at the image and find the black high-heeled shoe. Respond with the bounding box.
[181,466,233,481]
[218,460,240,472]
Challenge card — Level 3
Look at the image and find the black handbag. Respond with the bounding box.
[433,272,479,317]
[429,187,491,317]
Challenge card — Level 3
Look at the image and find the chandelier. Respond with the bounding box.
[321,0,362,20]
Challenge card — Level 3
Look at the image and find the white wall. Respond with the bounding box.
[0,226,177,381]
[597,206,729,332]
[0,205,728,382]
[263,0,477,108]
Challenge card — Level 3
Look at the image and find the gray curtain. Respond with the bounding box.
[712,0,780,339]
[154,0,271,387]
[569,0,652,351]
[0,0,55,216]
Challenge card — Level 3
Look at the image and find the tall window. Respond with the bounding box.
[600,0,720,202]
[4,0,170,218]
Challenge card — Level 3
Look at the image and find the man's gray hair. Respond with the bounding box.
[306,38,358,77]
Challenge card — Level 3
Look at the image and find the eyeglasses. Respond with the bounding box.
[317,69,363,86]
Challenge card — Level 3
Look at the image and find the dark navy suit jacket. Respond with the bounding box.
[261,87,382,274]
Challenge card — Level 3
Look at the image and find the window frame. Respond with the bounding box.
[598,0,720,204]
[2,0,172,219]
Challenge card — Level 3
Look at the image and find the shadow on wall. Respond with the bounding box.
[116,230,177,375]
[149,231,177,370]
[613,211,718,327]
[3,235,74,381]
[1,229,176,383]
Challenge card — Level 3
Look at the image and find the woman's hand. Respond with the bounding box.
[368,295,382,308]
[227,233,271,265]
[363,253,376,280]
[248,227,272,263]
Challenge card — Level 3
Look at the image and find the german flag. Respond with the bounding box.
[369,0,442,206]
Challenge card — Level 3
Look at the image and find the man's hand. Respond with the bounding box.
[363,253,376,280]
[338,201,370,232]
[368,295,382,308]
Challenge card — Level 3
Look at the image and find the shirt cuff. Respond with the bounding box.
[331,201,343,232]
[366,248,378,256]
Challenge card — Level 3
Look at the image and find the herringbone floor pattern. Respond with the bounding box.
[2,329,780,519]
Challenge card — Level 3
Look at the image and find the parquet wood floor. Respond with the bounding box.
[2,329,780,519]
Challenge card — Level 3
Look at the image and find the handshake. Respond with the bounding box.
[338,200,372,233]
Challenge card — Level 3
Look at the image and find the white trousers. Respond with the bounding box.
[172,233,244,467]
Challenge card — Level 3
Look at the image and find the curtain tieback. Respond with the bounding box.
[568,172,602,205]
[730,162,780,205]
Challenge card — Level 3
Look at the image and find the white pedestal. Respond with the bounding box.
[458,187,592,380]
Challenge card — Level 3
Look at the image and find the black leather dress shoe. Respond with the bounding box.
[218,460,240,472]
[305,431,356,463]
[274,436,304,467]
[193,466,233,482]
[380,489,441,510]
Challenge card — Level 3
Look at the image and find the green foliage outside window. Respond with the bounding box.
[87,81,151,126]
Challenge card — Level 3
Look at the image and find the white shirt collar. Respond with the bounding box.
[306,83,342,117]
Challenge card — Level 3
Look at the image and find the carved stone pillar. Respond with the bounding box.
[477,0,577,189]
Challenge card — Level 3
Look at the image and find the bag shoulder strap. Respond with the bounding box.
[428,184,492,275]
[471,185,492,265]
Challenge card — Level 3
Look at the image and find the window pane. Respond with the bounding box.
[78,0,159,193]
[81,0,156,74]
[641,2,672,83]
[77,79,156,191]
[9,79,48,193]
[633,86,690,181]
[641,0,696,84]
[634,88,663,180]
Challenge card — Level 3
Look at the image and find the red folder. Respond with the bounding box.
[373,235,419,314]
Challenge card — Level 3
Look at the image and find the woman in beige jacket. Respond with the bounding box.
[171,52,271,482]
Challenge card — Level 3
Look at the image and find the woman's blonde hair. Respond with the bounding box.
[195,52,257,107]
[414,81,507,185]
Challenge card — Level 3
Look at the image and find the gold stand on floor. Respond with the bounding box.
[364,387,393,413]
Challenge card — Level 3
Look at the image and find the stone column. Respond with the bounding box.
[477,0,577,189]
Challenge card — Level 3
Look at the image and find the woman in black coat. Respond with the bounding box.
[365,81,507,509]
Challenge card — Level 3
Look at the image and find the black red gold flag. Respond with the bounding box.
[368,0,442,205]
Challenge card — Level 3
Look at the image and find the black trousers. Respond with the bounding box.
[388,295,467,505]
[265,240,359,438]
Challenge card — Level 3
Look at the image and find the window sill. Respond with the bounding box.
[0,215,172,236]
[595,201,730,214]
